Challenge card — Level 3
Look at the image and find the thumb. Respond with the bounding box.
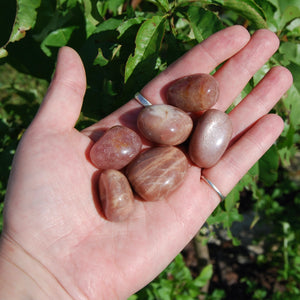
[32,47,86,132]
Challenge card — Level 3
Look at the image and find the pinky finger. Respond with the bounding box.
[201,114,284,199]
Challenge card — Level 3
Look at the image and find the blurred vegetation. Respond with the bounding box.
[0,0,299,298]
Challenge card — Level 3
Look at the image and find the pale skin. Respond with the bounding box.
[0,26,293,299]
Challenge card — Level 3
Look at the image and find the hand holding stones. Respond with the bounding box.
[90,73,232,222]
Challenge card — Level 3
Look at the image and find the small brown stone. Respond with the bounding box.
[99,169,134,222]
[166,73,219,112]
[126,146,188,201]
[137,104,193,145]
[189,109,232,168]
[90,125,142,170]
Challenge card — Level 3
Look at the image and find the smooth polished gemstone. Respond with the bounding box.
[126,146,188,201]
[166,73,219,112]
[137,104,193,145]
[189,109,232,168]
[90,125,142,170]
[99,169,134,222]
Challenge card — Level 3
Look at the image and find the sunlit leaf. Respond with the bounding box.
[10,0,41,42]
[279,42,300,66]
[117,17,146,39]
[125,15,166,82]
[187,6,224,43]
[223,0,268,28]
[41,26,78,57]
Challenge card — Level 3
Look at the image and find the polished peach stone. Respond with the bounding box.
[99,169,134,222]
[90,125,142,170]
[137,104,193,145]
[126,146,188,201]
[189,109,232,168]
[166,73,219,112]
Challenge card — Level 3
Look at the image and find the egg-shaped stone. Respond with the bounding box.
[166,73,219,112]
[99,169,134,222]
[137,104,193,145]
[189,109,232,168]
[126,146,188,201]
[90,125,142,170]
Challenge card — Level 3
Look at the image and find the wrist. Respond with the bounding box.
[0,235,72,299]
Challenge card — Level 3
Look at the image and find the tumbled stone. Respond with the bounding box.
[137,104,193,145]
[189,109,232,168]
[99,169,134,222]
[166,73,219,112]
[90,125,142,170]
[126,146,188,201]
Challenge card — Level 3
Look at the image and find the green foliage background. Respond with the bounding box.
[0,0,299,298]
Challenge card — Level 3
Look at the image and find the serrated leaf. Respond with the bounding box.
[187,6,225,43]
[124,15,166,82]
[41,26,78,57]
[10,0,41,42]
[223,0,268,29]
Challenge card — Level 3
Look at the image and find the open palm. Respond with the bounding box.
[1,26,292,299]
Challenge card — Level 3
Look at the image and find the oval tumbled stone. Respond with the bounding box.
[99,169,134,222]
[137,104,193,145]
[90,125,142,170]
[189,109,232,168]
[166,73,219,112]
[126,146,188,201]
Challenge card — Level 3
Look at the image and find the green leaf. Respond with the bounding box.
[279,42,300,66]
[10,0,41,42]
[0,0,41,56]
[283,84,300,128]
[187,6,225,43]
[0,49,8,58]
[124,15,166,83]
[93,48,109,66]
[223,0,268,29]
[94,18,123,35]
[117,17,146,40]
[41,26,78,57]
[288,63,300,93]
[96,1,109,18]
[255,0,278,31]
[82,0,100,37]
[194,264,213,288]
[147,0,170,12]
[268,0,300,30]
[107,0,124,15]
[259,145,279,186]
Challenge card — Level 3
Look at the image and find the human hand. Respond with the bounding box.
[0,26,292,299]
